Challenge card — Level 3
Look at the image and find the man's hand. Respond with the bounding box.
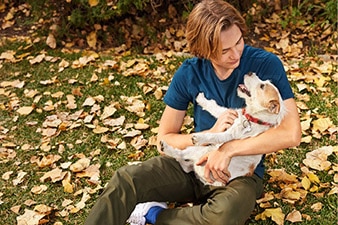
[196,149,232,185]
[209,109,238,133]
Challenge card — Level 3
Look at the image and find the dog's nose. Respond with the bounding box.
[247,72,253,76]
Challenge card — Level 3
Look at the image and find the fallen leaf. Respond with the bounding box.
[70,158,91,172]
[46,33,56,49]
[255,207,285,225]
[17,106,34,115]
[286,209,302,222]
[16,209,46,225]
[303,146,333,170]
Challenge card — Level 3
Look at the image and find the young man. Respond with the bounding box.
[85,0,301,224]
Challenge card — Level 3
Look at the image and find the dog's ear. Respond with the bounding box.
[268,100,280,114]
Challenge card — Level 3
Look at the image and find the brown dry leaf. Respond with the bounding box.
[310,202,323,212]
[40,167,66,182]
[0,79,25,88]
[128,150,145,160]
[76,164,100,184]
[256,191,275,205]
[255,208,285,225]
[66,94,77,109]
[74,191,91,211]
[70,158,91,172]
[58,59,70,72]
[13,171,27,186]
[16,209,46,225]
[72,55,96,68]
[286,209,302,222]
[134,118,149,130]
[2,170,13,180]
[268,169,298,183]
[82,96,96,106]
[46,33,56,49]
[130,135,148,150]
[17,106,34,115]
[100,104,117,120]
[121,95,146,117]
[0,50,16,61]
[36,154,62,168]
[31,185,48,194]
[93,125,109,134]
[11,205,21,214]
[303,146,333,171]
[103,115,125,127]
[123,129,141,138]
[29,53,45,65]
[34,204,53,215]
[280,188,301,201]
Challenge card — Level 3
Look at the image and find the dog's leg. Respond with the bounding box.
[192,131,235,145]
[196,93,227,118]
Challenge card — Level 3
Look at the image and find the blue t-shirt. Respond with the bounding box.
[163,45,294,178]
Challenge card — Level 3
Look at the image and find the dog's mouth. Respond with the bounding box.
[238,84,251,97]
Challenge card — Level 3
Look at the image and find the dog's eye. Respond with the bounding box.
[260,84,265,89]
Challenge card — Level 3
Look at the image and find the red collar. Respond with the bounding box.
[242,108,274,127]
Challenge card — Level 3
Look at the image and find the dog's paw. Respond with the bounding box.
[195,92,205,103]
[160,140,167,152]
[191,134,200,145]
[211,181,226,187]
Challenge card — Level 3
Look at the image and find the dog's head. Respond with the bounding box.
[237,72,283,118]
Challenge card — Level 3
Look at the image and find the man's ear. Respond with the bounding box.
[268,100,280,114]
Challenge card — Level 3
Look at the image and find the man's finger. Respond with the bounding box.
[196,155,208,165]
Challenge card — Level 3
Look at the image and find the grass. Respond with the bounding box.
[0,37,337,225]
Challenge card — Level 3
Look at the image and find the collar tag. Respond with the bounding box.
[242,119,252,133]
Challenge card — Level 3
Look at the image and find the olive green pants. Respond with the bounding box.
[84,156,263,225]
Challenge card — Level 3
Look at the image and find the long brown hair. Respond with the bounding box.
[186,0,247,59]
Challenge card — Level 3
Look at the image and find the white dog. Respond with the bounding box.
[161,72,286,186]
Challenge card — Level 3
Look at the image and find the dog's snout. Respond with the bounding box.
[247,72,254,76]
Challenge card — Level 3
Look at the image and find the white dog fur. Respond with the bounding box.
[161,72,286,186]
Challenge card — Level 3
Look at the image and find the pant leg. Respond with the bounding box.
[84,156,204,225]
[156,174,263,225]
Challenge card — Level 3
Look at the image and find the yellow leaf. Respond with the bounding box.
[309,185,319,192]
[255,208,285,225]
[312,117,333,133]
[314,76,330,87]
[307,172,320,184]
[301,176,311,190]
[88,0,99,7]
[62,179,74,193]
[87,31,97,48]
